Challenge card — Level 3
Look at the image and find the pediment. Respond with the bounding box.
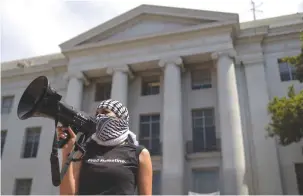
[60,5,239,51]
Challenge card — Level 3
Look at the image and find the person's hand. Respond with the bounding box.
[56,126,76,154]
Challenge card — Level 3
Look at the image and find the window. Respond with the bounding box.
[14,178,32,195]
[152,171,161,195]
[139,114,161,156]
[95,82,111,101]
[22,127,41,158]
[191,69,212,90]
[278,60,296,82]
[1,130,7,157]
[191,169,220,194]
[141,77,160,96]
[1,96,14,114]
[192,108,218,152]
[295,163,303,195]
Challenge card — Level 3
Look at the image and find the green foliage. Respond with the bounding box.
[267,86,303,145]
[280,32,303,82]
[266,32,303,146]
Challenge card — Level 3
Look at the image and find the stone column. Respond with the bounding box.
[158,57,184,195]
[63,71,89,110]
[107,65,132,106]
[211,50,248,195]
[240,54,282,194]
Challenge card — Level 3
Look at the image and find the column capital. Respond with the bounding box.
[106,65,134,79]
[158,56,183,68]
[63,71,90,86]
[211,49,237,60]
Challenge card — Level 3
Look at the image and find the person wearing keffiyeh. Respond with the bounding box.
[57,99,153,195]
[92,99,139,146]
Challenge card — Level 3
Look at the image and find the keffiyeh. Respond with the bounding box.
[91,99,138,146]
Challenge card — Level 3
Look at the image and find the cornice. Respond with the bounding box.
[61,21,236,54]
[1,63,67,79]
[235,21,302,45]
[236,26,268,44]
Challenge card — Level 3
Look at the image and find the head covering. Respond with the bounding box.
[96,99,129,121]
[91,99,138,146]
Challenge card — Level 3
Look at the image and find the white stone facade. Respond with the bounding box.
[1,5,303,195]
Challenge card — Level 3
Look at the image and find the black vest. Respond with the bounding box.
[77,140,144,195]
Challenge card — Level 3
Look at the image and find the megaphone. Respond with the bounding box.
[17,76,97,186]
[17,75,97,146]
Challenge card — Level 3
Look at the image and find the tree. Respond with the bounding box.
[281,32,303,82]
[266,32,303,146]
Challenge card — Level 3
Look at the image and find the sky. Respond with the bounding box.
[1,0,303,63]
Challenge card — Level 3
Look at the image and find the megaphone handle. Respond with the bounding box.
[57,126,71,148]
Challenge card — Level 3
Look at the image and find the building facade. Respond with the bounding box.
[1,4,303,195]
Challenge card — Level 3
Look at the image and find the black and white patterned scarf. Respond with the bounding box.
[91,99,138,146]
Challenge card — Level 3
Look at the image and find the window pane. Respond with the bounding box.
[140,115,150,123]
[22,128,41,158]
[205,116,214,126]
[151,115,160,122]
[191,70,212,90]
[193,118,203,128]
[279,62,289,72]
[280,72,291,81]
[151,123,160,138]
[1,96,14,114]
[151,139,161,155]
[151,86,160,94]
[192,110,203,118]
[278,61,297,82]
[142,78,160,96]
[203,108,213,117]
[95,83,111,101]
[140,124,150,138]
[192,170,219,194]
[205,127,217,151]
[14,179,32,195]
[193,131,204,152]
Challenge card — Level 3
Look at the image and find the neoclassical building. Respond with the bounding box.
[1,4,303,195]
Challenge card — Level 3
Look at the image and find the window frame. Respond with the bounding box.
[191,168,220,194]
[94,82,111,101]
[278,60,297,82]
[138,114,161,156]
[1,95,14,114]
[191,69,212,90]
[21,127,41,159]
[14,178,33,195]
[191,108,218,152]
[141,76,160,96]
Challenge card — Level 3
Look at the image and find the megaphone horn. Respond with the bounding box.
[17,76,62,121]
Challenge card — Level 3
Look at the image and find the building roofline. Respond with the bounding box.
[1,11,301,67]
